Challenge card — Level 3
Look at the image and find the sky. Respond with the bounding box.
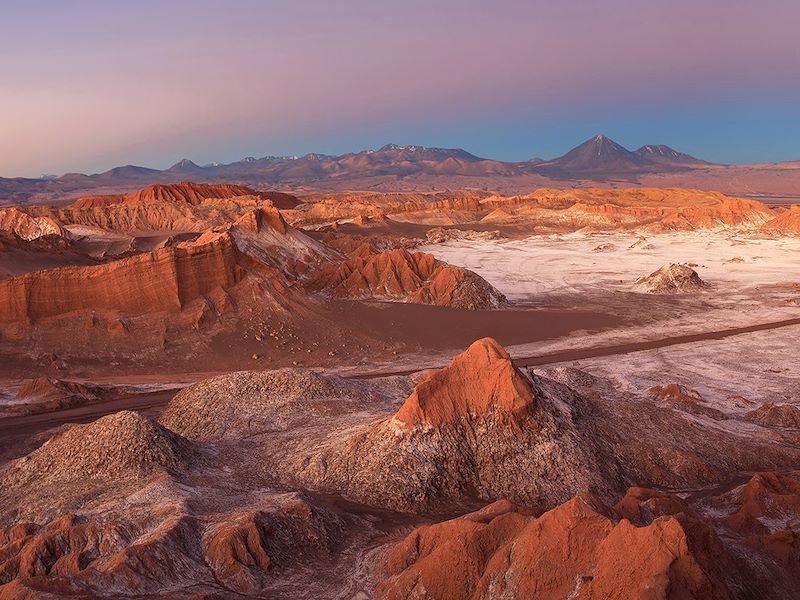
[1,0,799,177]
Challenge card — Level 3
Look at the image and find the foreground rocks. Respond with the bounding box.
[2,338,800,597]
[292,338,614,512]
[376,475,800,600]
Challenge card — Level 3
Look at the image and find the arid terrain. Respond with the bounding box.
[1,180,799,599]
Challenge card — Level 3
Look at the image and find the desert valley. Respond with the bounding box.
[1,153,800,598]
[3,1,800,596]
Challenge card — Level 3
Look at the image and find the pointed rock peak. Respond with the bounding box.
[234,206,288,235]
[394,337,536,429]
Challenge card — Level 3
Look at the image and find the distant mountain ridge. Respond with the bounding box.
[2,135,799,205]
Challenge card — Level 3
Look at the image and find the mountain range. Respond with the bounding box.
[2,135,799,205]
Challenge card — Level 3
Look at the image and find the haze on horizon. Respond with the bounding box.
[2,0,800,178]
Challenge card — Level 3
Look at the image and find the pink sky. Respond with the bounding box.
[2,0,799,176]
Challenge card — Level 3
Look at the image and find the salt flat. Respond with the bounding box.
[420,231,800,299]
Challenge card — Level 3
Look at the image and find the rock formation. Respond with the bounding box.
[8,377,121,415]
[122,182,299,209]
[0,231,243,323]
[762,205,800,234]
[634,263,706,294]
[308,248,507,309]
[376,490,738,600]
[0,207,66,240]
[0,492,343,597]
[394,337,535,428]
[0,206,327,325]
[295,338,610,512]
[647,383,725,419]
[745,403,800,428]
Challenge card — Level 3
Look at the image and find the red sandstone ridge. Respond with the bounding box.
[122,182,299,209]
[68,194,125,209]
[718,472,800,536]
[762,205,800,234]
[475,188,777,233]
[9,182,301,237]
[0,232,243,323]
[394,337,535,428]
[308,248,506,309]
[0,204,325,325]
[376,490,736,600]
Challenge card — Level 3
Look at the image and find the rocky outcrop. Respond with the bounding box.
[0,232,243,323]
[476,188,777,233]
[122,182,298,208]
[394,338,535,428]
[745,403,800,428]
[18,183,299,235]
[69,194,125,209]
[296,338,610,512]
[634,263,706,294]
[424,227,503,243]
[308,248,507,309]
[762,206,800,234]
[647,383,725,420]
[647,197,775,232]
[8,378,122,415]
[0,208,66,241]
[0,493,342,597]
[376,489,737,600]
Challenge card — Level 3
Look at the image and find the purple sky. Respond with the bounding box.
[2,0,800,177]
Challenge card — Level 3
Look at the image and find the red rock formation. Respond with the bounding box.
[745,403,800,428]
[721,472,800,536]
[123,182,256,205]
[295,338,607,512]
[309,248,506,309]
[69,194,125,209]
[0,232,243,323]
[477,188,776,232]
[0,494,341,597]
[7,378,122,415]
[762,205,800,233]
[233,205,288,235]
[394,337,535,428]
[204,512,272,591]
[650,198,774,232]
[376,490,735,600]
[647,383,724,419]
[0,208,65,240]
[121,182,299,209]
